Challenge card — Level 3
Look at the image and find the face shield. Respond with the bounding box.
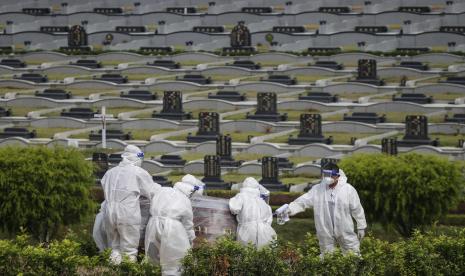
[322,169,340,186]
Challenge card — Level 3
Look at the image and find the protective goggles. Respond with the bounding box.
[137,152,145,159]
[322,169,340,177]
[189,185,204,198]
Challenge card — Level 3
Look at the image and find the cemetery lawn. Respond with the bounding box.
[166,131,264,143]
[181,152,207,161]
[67,88,120,97]
[9,106,51,116]
[132,110,157,118]
[105,107,143,117]
[295,75,332,83]
[100,61,126,66]
[223,109,319,121]
[125,129,170,141]
[46,74,93,81]
[424,92,464,101]
[369,133,465,147]
[324,112,436,123]
[266,131,369,145]
[0,87,34,96]
[30,127,76,138]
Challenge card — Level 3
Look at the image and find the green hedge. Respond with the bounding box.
[1,230,464,275]
[183,230,465,276]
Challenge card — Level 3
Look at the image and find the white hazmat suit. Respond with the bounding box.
[101,145,160,264]
[287,169,366,255]
[145,181,197,275]
[93,201,108,252]
[229,177,276,248]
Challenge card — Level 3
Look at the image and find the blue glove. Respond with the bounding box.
[260,194,267,200]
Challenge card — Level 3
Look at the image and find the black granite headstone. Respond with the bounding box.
[259,157,288,191]
[217,135,242,167]
[350,59,384,86]
[223,22,254,55]
[92,152,109,179]
[381,137,398,155]
[397,115,439,147]
[246,92,288,122]
[152,91,192,120]
[187,112,221,143]
[202,155,231,189]
[288,114,333,145]
[68,25,88,47]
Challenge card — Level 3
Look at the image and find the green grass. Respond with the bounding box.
[106,107,140,116]
[369,133,464,147]
[167,131,264,142]
[128,129,178,140]
[29,127,76,138]
[8,106,51,116]
[295,75,335,83]
[266,131,369,145]
[425,92,464,101]
[181,152,206,161]
[46,73,93,81]
[223,109,319,121]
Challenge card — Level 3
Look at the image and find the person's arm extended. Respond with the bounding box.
[288,187,316,216]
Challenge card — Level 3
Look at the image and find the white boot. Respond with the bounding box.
[110,250,122,265]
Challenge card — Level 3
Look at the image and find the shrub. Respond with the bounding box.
[0,146,96,241]
[339,153,465,237]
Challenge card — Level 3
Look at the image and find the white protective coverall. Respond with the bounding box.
[145,182,196,276]
[101,145,160,264]
[288,169,366,255]
[229,177,277,248]
[93,201,108,252]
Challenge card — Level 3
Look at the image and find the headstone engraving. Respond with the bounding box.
[288,114,333,145]
[201,155,231,189]
[152,91,192,120]
[187,112,221,143]
[259,157,288,191]
[246,92,287,122]
[397,115,439,147]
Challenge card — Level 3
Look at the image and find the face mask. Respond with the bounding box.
[322,177,334,186]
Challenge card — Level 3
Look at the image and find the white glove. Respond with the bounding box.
[275,204,289,215]
[275,204,290,225]
[357,229,365,241]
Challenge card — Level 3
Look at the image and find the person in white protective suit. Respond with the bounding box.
[101,145,161,264]
[181,174,205,197]
[93,200,108,252]
[145,181,200,275]
[229,177,277,248]
[276,164,366,256]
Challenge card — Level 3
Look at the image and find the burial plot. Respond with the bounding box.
[35,89,72,100]
[312,61,344,70]
[139,47,173,55]
[152,175,172,187]
[343,112,386,124]
[273,26,306,33]
[0,128,36,139]
[298,92,338,103]
[444,114,465,123]
[397,115,439,147]
[217,135,242,167]
[398,61,429,71]
[0,107,12,117]
[89,129,133,141]
[261,75,297,85]
[0,59,26,68]
[208,91,246,102]
[288,114,333,145]
[308,47,342,55]
[120,90,157,101]
[187,112,221,143]
[193,26,225,33]
[92,153,108,179]
[154,155,186,166]
[147,60,180,69]
[70,59,102,68]
[223,22,255,55]
[392,93,433,104]
[382,138,398,155]
[259,157,288,192]
[350,59,384,86]
[202,155,231,190]
[176,74,212,84]
[152,91,193,120]
[440,76,465,86]
[60,25,91,53]
[242,7,273,13]
[246,92,288,122]
[40,26,69,33]
[226,60,261,70]
[318,7,351,13]
[93,74,128,84]
[13,73,48,83]
[61,107,97,119]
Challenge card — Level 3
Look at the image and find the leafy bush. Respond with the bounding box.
[339,153,465,237]
[183,230,465,276]
[0,233,161,276]
[0,146,96,241]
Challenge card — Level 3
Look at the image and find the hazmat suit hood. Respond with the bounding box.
[121,145,144,167]
[242,177,259,189]
[174,181,195,197]
[335,169,348,188]
[181,174,205,196]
